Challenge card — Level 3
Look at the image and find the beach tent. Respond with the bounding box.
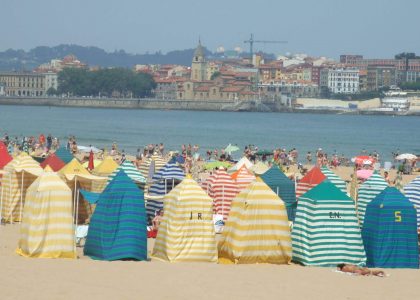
[16,167,76,258]
[228,157,253,174]
[292,180,366,266]
[84,170,147,261]
[1,153,43,223]
[152,176,217,262]
[146,162,185,221]
[250,161,269,175]
[261,166,297,221]
[0,141,12,169]
[230,165,256,191]
[295,166,326,199]
[108,160,146,185]
[202,168,239,221]
[54,148,74,164]
[91,156,119,192]
[218,178,292,264]
[362,187,419,268]
[404,176,420,228]
[138,154,166,178]
[320,166,347,194]
[356,171,388,226]
[40,153,66,172]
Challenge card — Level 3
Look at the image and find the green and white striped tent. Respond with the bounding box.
[292,180,366,267]
[356,171,388,227]
[108,161,146,185]
[320,166,347,194]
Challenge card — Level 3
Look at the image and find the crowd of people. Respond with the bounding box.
[2,132,60,155]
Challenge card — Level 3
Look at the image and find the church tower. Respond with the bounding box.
[191,40,207,81]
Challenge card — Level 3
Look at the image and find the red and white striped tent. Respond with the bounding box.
[295,166,326,199]
[230,165,256,192]
[202,168,240,220]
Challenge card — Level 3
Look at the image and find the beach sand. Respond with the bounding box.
[2,224,420,300]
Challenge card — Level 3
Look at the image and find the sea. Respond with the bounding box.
[1,105,419,162]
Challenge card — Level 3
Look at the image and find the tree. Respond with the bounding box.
[210,71,221,80]
[46,87,58,96]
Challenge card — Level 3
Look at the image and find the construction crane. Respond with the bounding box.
[244,34,288,65]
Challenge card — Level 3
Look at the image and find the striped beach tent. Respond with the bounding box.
[261,166,297,221]
[40,153,66,172]
[230,165,256,191]
[1,153,43,223]
[228,157,253,174]
[218,178,292,264]
[84,170,147,261]
[152,176,217,262]
[138,154,166,178]
[404,176,420,228]
[91,156,119,192]
[292,180,366,266]
[295,166,326,199]
[16,168,76,258]
[320,166,347,194]
[54,148,74,164]
[108,160,146,184]
[362,187,419,268]
[202,168,239,221]
[356,171,388,226]
[0,141,12,169]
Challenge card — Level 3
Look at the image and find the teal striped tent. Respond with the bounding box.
[292,180,366,266]
[362,187,419,268]
[108,160,146,185]
[261,166,296,221]
[356,171,388,227]
[54,148,74,164]
[84,170,147,261]
[320,166,347,194]
[405,176,420,228]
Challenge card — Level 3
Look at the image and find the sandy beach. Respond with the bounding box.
[1,222,420,300]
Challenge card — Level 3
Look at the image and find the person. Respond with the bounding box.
[384,171,391,185]
[148,210,164,238]
[336,264,385,277]
[306,151,312,165]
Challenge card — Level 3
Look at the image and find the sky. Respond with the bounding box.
[2,0,419,59]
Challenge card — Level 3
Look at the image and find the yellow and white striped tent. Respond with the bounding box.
[138,154,166,178]
[16,167,76,258]
[91,156,119,192]
[218,177,292,264]
[1,153,43,222]
[152,176,217,262]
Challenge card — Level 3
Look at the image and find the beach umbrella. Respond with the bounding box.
[362,187,419,268]
[295,166,326,199]
[84,170,147,261]
[320,166,347,194]
[256,149,273,156]
[292,181,366,267]
[54,148,74,164]
[87,150,94,171]
[396,153,417,161]
[82,159,102,169]
[404,176,420,229]
[0,141,12,169]
[204,161,231,170]
[152,176,217,263]
[16,168,76,258]
[77,145,101,153]
[230,165,256,191]
[356,171,388,226]
[39,153,65,172]
[224,144,240,155]
[227,156,253,174]
[351,155,375,165]
[356,169,373,180]
[218,178,292,264]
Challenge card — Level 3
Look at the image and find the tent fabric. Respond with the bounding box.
[16,170,76,258]
[362,187,419,268]
[0,141,12,169]
[80,189,101,204]
[356,172,388,226]
[295,166,326,199]
[152,177,217,262]
[1,153,43,222]
[320,166,347,194]
[250,162,269,175]
[108,160,146,184]
[138,154,166,178]
[54,148,74,164]
[84,170,147,261]
[228,157,253,174]
[292,180,366,267]
[202,168,239,221]
[40,153,66,172]
[404,176,420,228]
[230,165,256,191]
[92,157,119,177]
[261,166,297,221]
[218,178,292,264]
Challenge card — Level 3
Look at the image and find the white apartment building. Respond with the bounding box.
[321,68,360,94]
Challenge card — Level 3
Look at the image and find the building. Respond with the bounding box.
[191,40,207,81]
[0,72,46,96]
[320,68,360,94]
[259,81,320,99]
[367,66,397,91]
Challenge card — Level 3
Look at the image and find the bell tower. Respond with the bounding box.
[191,39,207,81]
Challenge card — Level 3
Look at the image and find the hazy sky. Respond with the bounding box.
[2,0,419,59]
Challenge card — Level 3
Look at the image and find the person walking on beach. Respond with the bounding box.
[306,151,312,165]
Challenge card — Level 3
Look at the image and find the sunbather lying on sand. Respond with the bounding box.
[337,264,385,277]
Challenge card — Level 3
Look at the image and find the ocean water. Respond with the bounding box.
[0,105,419,161]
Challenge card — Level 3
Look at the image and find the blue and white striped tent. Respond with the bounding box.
[404,176,420,229]
[108,160,146,185]
[146,162,185,221]
[320,166,347,194]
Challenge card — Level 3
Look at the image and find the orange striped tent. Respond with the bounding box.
[295,166,326,199]
[230,165,256,192]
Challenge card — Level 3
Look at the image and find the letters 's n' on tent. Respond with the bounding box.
[84,170,147,261]
[218,178,292,264]
[16,167,76,258]
[54,148,74,164]
[362,187,419,268]
[1,153,43,223]
[356,171,388,226]
[320,166,347,194]
[152,176,217,262]
[295,166,326,199]
[40,153,66,172]
[404,176,420,229]
[292,180,366,267]
[261,166,296,221]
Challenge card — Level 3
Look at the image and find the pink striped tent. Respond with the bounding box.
[202,168,240,220]
[295,166,326,199]
[230,165,256,192]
